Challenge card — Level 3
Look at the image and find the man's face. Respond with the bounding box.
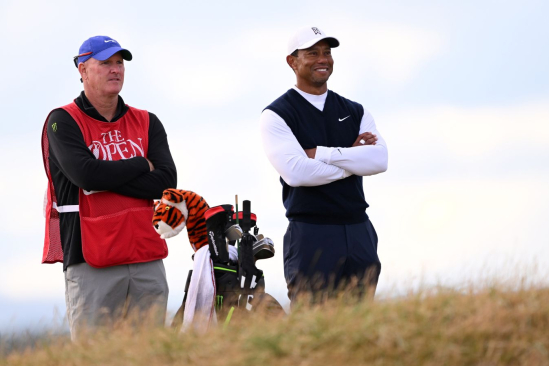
[81,52,125,96]
[291,40,333,88]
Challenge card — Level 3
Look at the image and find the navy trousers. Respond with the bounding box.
[283,218,381,302]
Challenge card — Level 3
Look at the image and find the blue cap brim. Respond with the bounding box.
[93,47,133,61]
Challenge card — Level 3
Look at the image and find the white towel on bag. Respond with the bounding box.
[182,245,238,332]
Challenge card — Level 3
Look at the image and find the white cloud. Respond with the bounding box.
[135,26,294,108]
[330,21,445,90]
[138,38,247,107]
[0,253,65,300]
[380,99,549,177]
[373,177,549,293]
[0,142,46,236]
[144,55,242,105]
[0,1,61,42]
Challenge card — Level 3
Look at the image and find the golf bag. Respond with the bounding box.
[172,199,283,328]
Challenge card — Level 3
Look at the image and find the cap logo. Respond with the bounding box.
[104,39,117,43]
[311,27,322,35]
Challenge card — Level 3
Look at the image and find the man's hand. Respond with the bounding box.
[352,132,377,147]
[305,148,317,159]
[146,158,155,172]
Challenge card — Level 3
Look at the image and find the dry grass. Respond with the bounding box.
[2,283,549,366]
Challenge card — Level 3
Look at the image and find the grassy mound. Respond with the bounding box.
[2,284,549,366]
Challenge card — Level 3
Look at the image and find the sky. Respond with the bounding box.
[1,0,548,332]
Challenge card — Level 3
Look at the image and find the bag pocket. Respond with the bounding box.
[81,206,167,268]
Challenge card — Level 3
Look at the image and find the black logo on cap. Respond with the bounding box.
[312,27,322,35]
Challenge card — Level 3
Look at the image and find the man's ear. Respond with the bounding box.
[286,55,297,72]
[78,62,87,80]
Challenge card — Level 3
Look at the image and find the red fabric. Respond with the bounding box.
[204,205,227,220]
[41,112,63,263]
[41,102,168,267]
[79,191,167,268]
[233,212,257,221]
[66,103,150,161]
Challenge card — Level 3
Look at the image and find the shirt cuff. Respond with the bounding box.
[315,146,332,164]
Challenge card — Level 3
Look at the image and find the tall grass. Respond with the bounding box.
[2,282,549,366]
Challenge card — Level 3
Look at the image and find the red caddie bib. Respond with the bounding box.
[41,101,168,267]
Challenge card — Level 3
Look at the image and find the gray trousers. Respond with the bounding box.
[64,260,168,340]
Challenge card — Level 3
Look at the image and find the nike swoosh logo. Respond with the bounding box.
[104,40,117,43]
[338,116,350,122]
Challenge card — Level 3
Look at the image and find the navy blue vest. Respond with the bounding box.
[265,89,368,224]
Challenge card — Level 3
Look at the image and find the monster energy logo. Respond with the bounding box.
[216,295,224,310]
[51,123,57,132]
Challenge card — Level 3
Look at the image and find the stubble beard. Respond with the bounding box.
[310,70,332,88]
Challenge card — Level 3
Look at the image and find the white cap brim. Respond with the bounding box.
[294,36,339,53]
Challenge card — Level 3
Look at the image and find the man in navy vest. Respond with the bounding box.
[260,26,388,303]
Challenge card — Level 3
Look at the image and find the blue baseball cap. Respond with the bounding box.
[73,35,132,67]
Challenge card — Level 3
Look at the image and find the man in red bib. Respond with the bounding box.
[41,35,177,340]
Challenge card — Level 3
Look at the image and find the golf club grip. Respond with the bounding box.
[242,200,251,232]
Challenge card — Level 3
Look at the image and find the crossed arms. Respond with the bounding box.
[259,109,388,187]
[47,110,176,200]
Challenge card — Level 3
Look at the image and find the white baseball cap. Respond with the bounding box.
[287,26,340,56]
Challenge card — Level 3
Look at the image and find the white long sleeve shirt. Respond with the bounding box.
[260,87,388,187]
